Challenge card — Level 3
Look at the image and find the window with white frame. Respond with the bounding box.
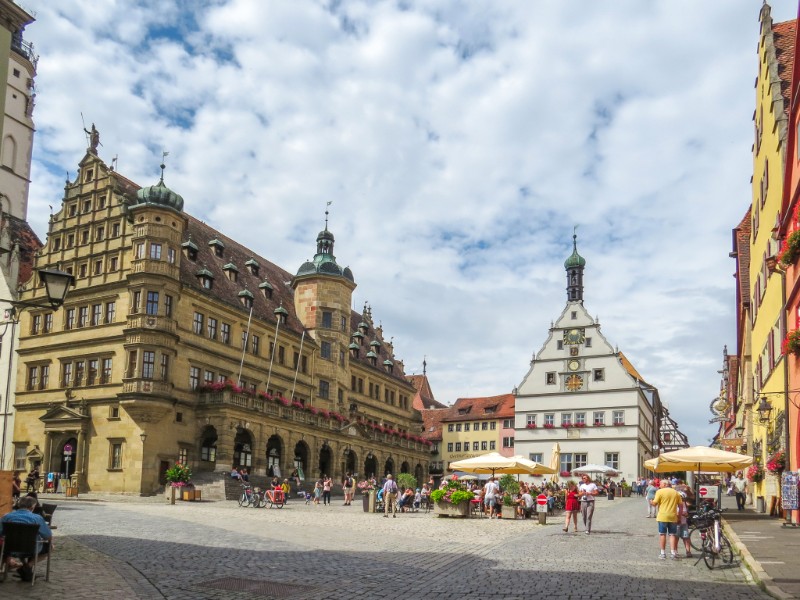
[544,413,555,427]
[489,441,496,450]
[593,411,605,426]
[447,443,453,452]
[605,452,619,470]
[560,453,573,473]
[575,412,586,425]
[613,410,625,425]
[529,452,543,463]
[561,413,572,426]
[574,453,588,468]
[526,414,537,427]
[502,437,514,448]
[503,418,513,428]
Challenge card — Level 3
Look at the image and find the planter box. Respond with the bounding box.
[65,487,78,498]
[182,489,200,501]
[501,505,518,520]
[433,501,470,518]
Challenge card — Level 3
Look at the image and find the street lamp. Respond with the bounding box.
[140,432,147,443]
[757,397,773,423]
[0,267,74,469]
[3,268,74,315]
[734,424,745,438]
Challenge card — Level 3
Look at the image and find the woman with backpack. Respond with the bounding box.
[342,472,354,506]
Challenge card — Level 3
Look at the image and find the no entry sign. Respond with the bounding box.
[536,494,548,505]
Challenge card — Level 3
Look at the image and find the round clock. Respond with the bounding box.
[565,328,585,344]
[565,374,583,391]
[568,359,580,371]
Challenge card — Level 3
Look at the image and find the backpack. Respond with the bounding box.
[345,477,352,488]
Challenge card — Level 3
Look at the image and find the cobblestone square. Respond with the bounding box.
[0,496,770,599]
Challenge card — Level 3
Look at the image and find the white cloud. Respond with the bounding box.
[22,0,796,446]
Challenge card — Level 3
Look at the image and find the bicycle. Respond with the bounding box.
[690,507,733,569]
[687,502,720,551]
[263,487,285,508]
[238,484,258,507]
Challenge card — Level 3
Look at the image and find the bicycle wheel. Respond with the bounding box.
[238,492,247,507]
[702,535,716,570]
[688,527,704,552]
[251,493,262,508]
[274,498,284,508]
[718,535,734,565]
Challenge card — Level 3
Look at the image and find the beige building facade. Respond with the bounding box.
[11,145,431,494]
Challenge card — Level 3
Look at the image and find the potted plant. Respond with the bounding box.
[766,451,786,473]
[620,482,631,497]
[430,479,475,517]
[499,474,520,519]
[746,463,764,484]
[779,229,800,268]
[358,478,378,512]
[782,330,800,356]
[164,462,193,504]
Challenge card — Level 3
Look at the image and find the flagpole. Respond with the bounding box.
[290,330,305,403]
[265,307,282,394]
[236,305,254,386]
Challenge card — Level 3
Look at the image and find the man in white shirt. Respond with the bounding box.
[518,491,534,518]
[578,475,599,534]
[382,474,399,518]
[730,472,748,511]
[484,477,500,518]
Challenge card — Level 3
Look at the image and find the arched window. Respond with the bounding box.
[2,135,17,171]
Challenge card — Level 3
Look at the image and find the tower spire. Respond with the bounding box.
[564,228,586,302]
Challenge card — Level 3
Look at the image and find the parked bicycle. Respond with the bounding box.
[238,483,258,507]
[689,506,733,569]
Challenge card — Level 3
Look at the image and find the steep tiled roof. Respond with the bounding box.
[5,215,42,286]
[421,407,448,441]
[773,19,797,115]
[443,393,515,422]
[734,208,751,308]
[408,374,447,410]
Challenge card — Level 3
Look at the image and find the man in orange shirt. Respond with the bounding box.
[650,479,682,560]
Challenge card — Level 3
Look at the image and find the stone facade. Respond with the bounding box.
[11,149,431,494]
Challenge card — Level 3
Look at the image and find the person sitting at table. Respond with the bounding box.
[0,495,52,582]
[517,490,534,518]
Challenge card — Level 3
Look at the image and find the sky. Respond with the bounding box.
[19,0,798,446]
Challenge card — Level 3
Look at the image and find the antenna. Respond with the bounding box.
[111,155,118,171]
[325,200,332,230]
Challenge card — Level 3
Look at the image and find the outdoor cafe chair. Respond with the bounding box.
[0,522,51,585]
[41,503,57,527]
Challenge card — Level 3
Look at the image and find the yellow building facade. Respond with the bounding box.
[11,146,431,494]
[745,6,792,505]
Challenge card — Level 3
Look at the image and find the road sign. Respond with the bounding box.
[699,486,707,496]
[63,444,73,456]
[536,494,548,506]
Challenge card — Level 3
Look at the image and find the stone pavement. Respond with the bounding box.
[0,493,770,599]
[721,493,800,599]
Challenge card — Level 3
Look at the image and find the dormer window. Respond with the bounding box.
[383,360,393,374]
[196,268,214,290]
[370,340,381,352]
[259,279,273,299]
[182,236,198,262]
[209,238,225,258]
[274,304,288,325]
[245,258,259,277]
[223,263,239,282]
[358,321,369,335]
[352,331,364,346]
[349,342,360,358]
[366,350,378,366]
[484,405,497,414]
[239,288,253,308]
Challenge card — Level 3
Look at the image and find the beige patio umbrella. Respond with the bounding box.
[643,446,753,474]
[549,442,561,483]
[510,455,557,475]
[448,452,546,477]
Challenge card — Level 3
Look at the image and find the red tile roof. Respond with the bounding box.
[407,374,447,410]
[442,393,515,422]
[733,208,751,308]
[421,408,448,441]
[773,19,797,116]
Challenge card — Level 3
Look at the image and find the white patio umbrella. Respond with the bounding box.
[643,446,753,473]
[572,464,620,477]
[448,452,546,477]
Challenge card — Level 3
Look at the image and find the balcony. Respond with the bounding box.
[122,379,173,396]
[11,36,38,70]
[132,259,179,279]
[197,389,432,452]
[126,314,176,334]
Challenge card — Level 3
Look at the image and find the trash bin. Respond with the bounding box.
[607,490,615,500]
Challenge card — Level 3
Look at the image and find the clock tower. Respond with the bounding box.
[564,233,585,302]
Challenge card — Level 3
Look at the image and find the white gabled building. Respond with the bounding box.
[514,236,660,480]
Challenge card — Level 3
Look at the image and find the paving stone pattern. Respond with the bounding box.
[0,495,769,600]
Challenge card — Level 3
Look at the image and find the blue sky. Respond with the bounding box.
[21,0,798,445]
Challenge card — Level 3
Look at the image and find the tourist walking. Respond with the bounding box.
[483,477,500,519]
[322,475,332,505]
[313,478,322,505]
[563,481,579,532]
[342,472,354,506]
[383,474,398,518]
[651,479,682,560]
[645,479,658,517]
[730,471,747,511]
[578,475,599,534]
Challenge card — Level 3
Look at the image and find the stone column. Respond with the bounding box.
[42,432,52,475]
[76,428,86,490]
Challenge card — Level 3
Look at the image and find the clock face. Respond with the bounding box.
[565,374,583,391]
[568,359,580,371]
[564,328,585,345]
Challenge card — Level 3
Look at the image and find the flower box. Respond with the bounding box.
[766,451,785,473]
[561,423,572,429]
[593,422,604,427]
[501,505,518,520]
[574,423,586,428]
[543,424,555,429]
[779,229,800,268]
[613,422,625,427]
[526,424,537,429]
[434,501,470,518]
[559,471,570,477]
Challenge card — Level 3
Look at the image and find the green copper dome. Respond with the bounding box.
[564,234,586,268]
[135,164,184,212]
